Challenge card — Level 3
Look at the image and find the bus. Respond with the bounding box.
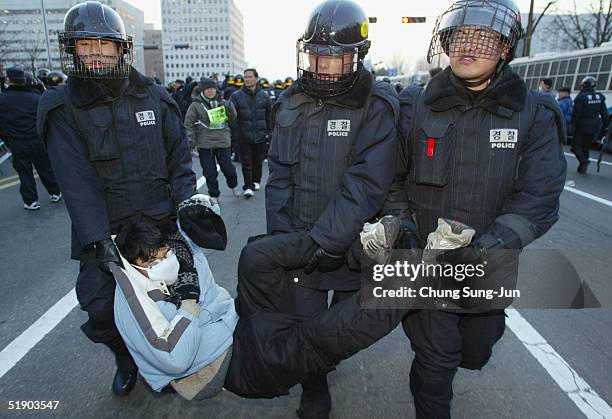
[510,42,612,103]
[376,72,429,88]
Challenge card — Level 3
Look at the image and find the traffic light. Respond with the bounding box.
[402,16,426,24]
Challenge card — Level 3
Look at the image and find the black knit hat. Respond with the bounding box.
[199,77,217,91]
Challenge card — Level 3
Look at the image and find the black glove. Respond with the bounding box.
[95,238,123,273]
[172,281,200,303]
[304,241,345,274]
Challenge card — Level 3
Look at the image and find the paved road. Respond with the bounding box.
[0,148,611,419]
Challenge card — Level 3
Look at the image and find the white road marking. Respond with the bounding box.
[564,152,612,167]
[506,309,612,419]
[564,186,612,209]
[0,176,206,379]
[1,171,610,418]
[0,289,78,379]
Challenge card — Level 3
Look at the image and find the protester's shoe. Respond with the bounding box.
[50,193,62,203]
[112,369,137,396]
[210,197,220,206]
[578,162,588,174]
[23,201,41,211]
[244,189,254,199]
[232,188,241,197]
[254,182,261,191]
[297,382,332,419]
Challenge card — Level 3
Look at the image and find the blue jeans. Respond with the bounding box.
[198,147,238,197]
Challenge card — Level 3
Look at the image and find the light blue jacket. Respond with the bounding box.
[112,231,238,391]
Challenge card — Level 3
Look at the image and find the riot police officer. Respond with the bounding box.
[283,76,294,89]
[37,1,196,396]
[36,68,50,87]
[46,70,68,89]
[572,76,608,174]
[380,0,566,417]
[271,79,285,102]
[263,1,399,417]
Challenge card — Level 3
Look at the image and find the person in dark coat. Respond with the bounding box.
[0,65,61,210]
[378,0,566,417]
[230,68,271,198]
[262,1,399,417]
[184,78,240,203]
[37,1,197,397]
[571,76,608,174]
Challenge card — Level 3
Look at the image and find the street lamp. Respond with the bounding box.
[40,0,53,69]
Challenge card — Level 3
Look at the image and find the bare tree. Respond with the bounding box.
[411,55,449,74]
[19,38,47,72]
[523,0,556,56]
[551,0,612,49]
[386,53,409,75]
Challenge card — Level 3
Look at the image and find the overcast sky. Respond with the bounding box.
[125,0,590,80]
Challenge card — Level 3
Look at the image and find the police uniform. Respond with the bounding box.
[572,83,608,172]
[38,66,195,370]
[36,1,195,396]
[262,1,399,416]
[381,1,567,417]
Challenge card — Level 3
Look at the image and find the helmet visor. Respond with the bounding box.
[59,34,133,79]
[428,0,523,63]
[297,41,361,98]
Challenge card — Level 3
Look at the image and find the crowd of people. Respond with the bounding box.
[0,0,608,418]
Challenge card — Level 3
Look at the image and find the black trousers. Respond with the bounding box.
[77,250,137,372]
[10,142,60,204]
[197,147,238,197]
[572,132,595,165]
[402,309,506,419]
[238,142,266,190]
[226,232,409,398]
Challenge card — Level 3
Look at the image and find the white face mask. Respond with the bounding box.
[132,250,180,285]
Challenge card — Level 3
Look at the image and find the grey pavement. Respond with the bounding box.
[0,148,611,419]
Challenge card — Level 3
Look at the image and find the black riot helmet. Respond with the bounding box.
[581,76,597,89]
[36,68,50,84]
[273,79,284,89]
[428,0,524,85]
[259,77,270,89]
[297,0,371,98]
[58,1,133,79]
[47,70,68,87]
[284,76,294,88]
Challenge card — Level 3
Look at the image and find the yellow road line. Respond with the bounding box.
[0,175,38,191]
[0,175,18,183]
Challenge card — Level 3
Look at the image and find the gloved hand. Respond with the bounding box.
[360,215,401,264]
[173,281,200,303]
[95,238,123,273]
[304,240,345,274]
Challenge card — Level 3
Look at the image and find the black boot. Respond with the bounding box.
[297,376,332,419]
[107,336,138,396]
[112,369,138,396]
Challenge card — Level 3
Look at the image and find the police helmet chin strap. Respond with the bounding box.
[458,59,507,90]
